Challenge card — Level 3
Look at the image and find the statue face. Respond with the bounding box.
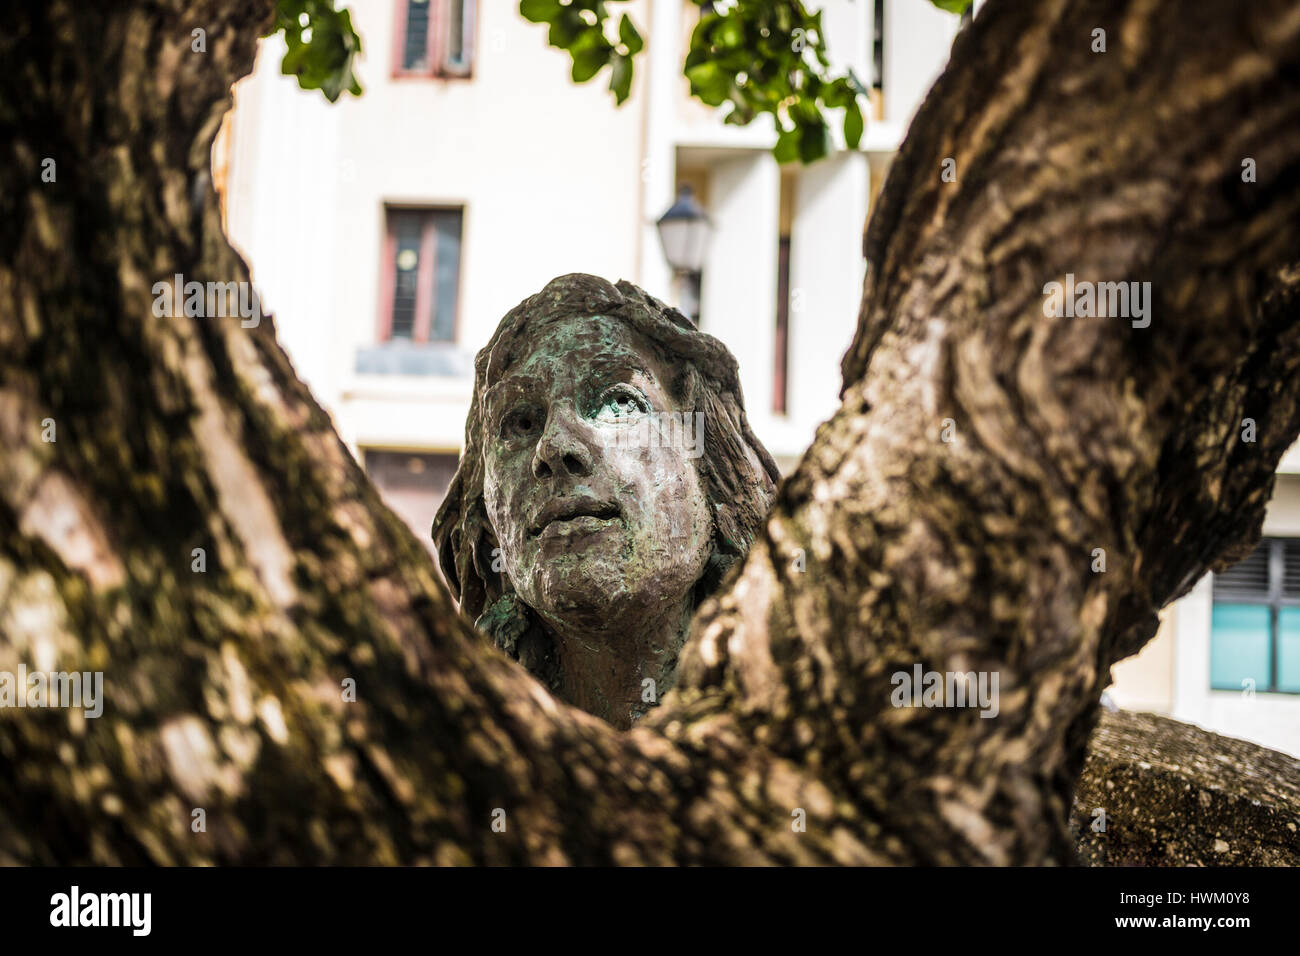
[480,314,713,636]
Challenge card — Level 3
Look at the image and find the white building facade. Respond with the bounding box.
[1110,457,1300,757]
[217,0,1300,755]
[218,0,962,502]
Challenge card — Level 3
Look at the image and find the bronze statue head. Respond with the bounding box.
[433,274,778,727]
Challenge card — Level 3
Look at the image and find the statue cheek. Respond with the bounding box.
[481,473,512,546]
[668,459,711,549]
[692,486,713,546]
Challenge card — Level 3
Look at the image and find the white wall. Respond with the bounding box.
[785,152,869,441]
[224,40,343,407]
[699,153,780,430]
[637,0,685,304]
[224,0,651,456]
[1112,473,1300,757]
[1171,575,1300,758]
[883,0,961,133]
[335,0,650,355]
[224,0,963,462]
[665,0,955,463]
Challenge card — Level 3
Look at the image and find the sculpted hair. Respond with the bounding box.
[431,273,780,693]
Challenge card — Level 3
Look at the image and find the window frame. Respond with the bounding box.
[1210,536,1300,694]
[391,0,476,79]
[377,205,465,346]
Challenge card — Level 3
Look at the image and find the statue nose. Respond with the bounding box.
[532,408,593,481]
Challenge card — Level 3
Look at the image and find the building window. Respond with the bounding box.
[870,0,885,120]
[1210,537,1300,694]
[444,0,473,75]
[379,207,463,344]
[362,450,460,553]
[393,0,475,78]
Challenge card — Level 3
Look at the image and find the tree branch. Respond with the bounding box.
[658,0,1300,863]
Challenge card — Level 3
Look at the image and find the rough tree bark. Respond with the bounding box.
[1,0,1298,865]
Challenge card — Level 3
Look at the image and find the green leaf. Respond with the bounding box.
[929,0,973,12]
[270,0,364,103]
[773,126,801,164]
[685,61,729,106]
[523,0,867,162]
[723,103,754,126]
[715,18,743,48]
[842,101,863,150]
[548,10,583,49]
[571,43,610,83]
[820,80,849,109]
[798,117,830,163]
[281,40,309,76]
[618,14,644,55]
[609,53,633,104]
[520,0,563,23]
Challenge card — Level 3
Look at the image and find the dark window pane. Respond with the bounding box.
[403,0,431,71]
[430,210,462,342]
[1213,541,1271,599]
[1283,539,1300,597]
[872,0,884,90]
[1210,603,1271,691]
[390,212,423,339]
[364,450,459,554]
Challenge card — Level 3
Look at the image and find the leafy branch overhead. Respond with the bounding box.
[522,0,869,164]
[687,1,865,163]
[520,0,645,104]
[519,1,968,164]
[267,1,971,162]
[267,0,363,102]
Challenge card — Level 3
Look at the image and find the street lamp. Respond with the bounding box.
[656,185,711,273]
[655,185,711,321]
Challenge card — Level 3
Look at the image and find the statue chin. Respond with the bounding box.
[523,560,676,638]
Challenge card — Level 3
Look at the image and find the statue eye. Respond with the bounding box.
[500,406,540,440]
[593,386,650,424]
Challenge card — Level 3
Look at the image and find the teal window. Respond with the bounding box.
[1211,538,1300,694]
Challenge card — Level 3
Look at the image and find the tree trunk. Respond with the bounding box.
[1,0,1299,865]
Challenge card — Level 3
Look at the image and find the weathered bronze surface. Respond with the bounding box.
[434,274,779,727]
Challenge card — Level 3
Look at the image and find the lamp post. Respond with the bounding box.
[655,185,711,322]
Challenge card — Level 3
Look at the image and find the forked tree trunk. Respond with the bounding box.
[1,0,1299,865]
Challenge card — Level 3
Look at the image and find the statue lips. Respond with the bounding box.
[529,495,621,539]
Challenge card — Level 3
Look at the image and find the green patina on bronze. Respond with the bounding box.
[433,274,779,728]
